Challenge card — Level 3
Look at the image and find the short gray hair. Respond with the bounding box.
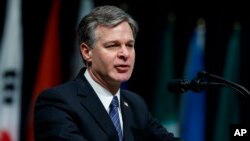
[76,5,139,48]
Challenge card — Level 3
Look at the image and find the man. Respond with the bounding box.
[34,5,179,141]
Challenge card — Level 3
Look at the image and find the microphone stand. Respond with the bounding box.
[196,71,250,100]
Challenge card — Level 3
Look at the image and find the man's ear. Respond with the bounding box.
[80,43,92,63]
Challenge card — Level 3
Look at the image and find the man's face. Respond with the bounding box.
[88,21,135,86]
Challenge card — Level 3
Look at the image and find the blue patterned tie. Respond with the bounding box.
[109,96,123,141]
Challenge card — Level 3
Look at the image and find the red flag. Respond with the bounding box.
[27,0,61,141]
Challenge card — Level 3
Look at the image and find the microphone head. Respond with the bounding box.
[197,70,208,77]
[167,79,189,93]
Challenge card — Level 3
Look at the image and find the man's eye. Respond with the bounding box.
[106,45,117,48]
[127,44,134,48]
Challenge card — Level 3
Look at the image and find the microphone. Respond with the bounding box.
[167,78,208,93]
[167,71,250,100]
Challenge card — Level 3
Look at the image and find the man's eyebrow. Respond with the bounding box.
[104,39,135,45]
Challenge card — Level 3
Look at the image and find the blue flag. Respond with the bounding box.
[180,19,206,141]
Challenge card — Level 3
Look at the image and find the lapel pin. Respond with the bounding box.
[124,102,129,107]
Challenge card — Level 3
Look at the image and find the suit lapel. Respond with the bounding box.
[75,69,119,141]
[121,92,134,141]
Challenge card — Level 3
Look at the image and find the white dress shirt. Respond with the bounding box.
[84,69,123,131]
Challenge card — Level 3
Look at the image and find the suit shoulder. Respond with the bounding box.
[121,89,147,105]
[121,89,139,98]
[38,80,79,100]
[121,89,143,98]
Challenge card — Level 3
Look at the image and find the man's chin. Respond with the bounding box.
[110,73,131,83]
[116,77,130,83]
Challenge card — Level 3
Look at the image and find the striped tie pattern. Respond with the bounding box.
[109,96,123,141]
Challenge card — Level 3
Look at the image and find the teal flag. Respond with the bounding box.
[152,14,179,136]
[180,19,206,141]
[213,22,241,141]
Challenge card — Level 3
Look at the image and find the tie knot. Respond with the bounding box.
[110,96,119,107]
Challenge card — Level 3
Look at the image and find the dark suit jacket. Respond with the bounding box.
[34,68,176,141]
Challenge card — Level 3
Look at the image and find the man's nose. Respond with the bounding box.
[118,45,129,60]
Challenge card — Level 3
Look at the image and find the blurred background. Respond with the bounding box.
[0,0,250,141]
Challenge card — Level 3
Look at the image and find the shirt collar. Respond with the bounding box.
[84,69,121,111]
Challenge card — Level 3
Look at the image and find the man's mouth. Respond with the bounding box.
[115,65,130,72]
